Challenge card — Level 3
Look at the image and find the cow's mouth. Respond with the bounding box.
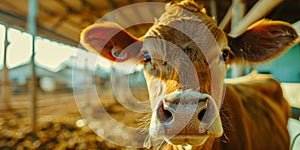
[165,135,210,146]
[162,118,223,146]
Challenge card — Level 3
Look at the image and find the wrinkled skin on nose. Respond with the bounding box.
[159,92,218,134]
[150,91,223,143]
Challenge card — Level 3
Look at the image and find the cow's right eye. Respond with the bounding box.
[221,49,230,62]
[143,52,152,63]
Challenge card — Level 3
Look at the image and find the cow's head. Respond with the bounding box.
[80,0,298,148]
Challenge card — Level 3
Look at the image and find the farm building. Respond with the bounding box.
[0,0,299,149]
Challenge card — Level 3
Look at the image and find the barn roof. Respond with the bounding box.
[0,0,299,47]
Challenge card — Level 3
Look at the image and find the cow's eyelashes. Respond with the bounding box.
[143,52,152,63]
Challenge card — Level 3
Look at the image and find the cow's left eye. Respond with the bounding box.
[221,49,230,62]
[143,52,151,63]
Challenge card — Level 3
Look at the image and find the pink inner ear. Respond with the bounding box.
[81,22,142,62]
[85,26,123,51]
[88,27,122,41]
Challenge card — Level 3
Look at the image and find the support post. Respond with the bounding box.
[27,0,38,133]
[231,0,246,77]
[219,6,232,30]
[209,0,218,23]
[230,0,283,37]
[1,23,11,110]
[231,0,245,35]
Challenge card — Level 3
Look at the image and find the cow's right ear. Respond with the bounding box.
[80,22,142,62]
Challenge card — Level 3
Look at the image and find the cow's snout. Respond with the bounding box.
[152,91,221,138]
[158,94,208,126]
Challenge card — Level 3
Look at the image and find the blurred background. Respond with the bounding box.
[0,0,299,149]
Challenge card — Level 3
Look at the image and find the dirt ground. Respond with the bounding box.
[0,85,151,150]
[3,81,299,150]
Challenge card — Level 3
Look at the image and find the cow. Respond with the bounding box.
[79,0,298,149]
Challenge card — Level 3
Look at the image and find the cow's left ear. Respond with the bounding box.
[228,19,298,63]
[80,22,142,62]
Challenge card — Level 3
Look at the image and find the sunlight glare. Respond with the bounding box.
[0,24,112,73]
[35,38,77,71]
[7,28,32,68]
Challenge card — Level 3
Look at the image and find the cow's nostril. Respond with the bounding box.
[158,103,173,123]
[198,108,206,121]
[163,109,173,121]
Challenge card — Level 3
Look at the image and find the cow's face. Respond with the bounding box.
[80,0,298,147]
[141,2,227,146]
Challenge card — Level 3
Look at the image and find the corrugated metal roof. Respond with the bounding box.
[0,0,299,46]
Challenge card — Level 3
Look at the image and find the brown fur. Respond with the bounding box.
[144,25,212,94]
[215,75,290,150]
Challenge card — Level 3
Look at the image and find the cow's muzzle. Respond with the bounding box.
[149,91,223,146]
